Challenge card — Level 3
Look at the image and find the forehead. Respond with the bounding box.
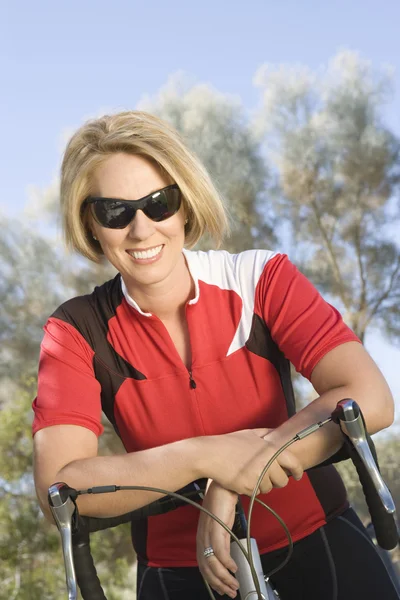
[91,153,170,200]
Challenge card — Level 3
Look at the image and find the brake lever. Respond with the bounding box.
[48,482,78,600]
[332,399,395,515]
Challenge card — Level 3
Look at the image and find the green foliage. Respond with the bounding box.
[0,494,66,600]
[0,379,36,481]
[0,380,134,599]
[0,492,135,600]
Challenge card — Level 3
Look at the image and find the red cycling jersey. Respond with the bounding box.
[32,250,360,567]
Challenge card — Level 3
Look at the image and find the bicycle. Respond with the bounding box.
[48,399,399,600]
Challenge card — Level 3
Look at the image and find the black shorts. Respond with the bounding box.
[136,508,400,600]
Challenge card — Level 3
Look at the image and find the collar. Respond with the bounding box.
[120,249,200,316]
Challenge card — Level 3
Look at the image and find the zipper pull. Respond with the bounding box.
[188,371,197,389]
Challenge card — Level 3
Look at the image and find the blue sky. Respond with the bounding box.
[1,0,400,418]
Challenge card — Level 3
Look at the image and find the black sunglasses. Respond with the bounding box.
[82,184,181,229]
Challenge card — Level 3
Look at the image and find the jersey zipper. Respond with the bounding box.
[188,370,197,389]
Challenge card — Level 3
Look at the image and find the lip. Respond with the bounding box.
[126,244,164,253]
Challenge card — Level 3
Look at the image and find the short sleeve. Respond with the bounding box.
[32,317,104,437]
[255,254,361,380]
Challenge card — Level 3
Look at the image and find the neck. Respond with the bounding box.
[123,253,194,320]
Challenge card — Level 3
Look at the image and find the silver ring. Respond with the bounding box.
[203,546,215,558]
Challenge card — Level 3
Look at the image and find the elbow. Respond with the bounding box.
[365,387,395,433]
[381,393,395,429]
[35,487,56,524]
[378,381,395,430]
[41,505,57,525]
[34,473,64,526]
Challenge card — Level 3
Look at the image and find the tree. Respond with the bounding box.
[253,50,400,343]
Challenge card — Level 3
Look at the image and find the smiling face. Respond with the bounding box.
[89,152,188,300]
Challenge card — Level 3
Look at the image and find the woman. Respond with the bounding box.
[32,111,398,599]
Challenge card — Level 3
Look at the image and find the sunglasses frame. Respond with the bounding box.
[82,184,181,229]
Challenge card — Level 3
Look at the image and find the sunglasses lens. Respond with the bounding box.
[88,186,181,229]
[143,187,181,221]
[92,200,135,229]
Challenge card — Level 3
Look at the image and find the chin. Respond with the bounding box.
[126,265,168,286]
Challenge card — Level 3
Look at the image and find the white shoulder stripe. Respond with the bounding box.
[183,249,279,355]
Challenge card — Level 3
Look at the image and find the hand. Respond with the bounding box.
[197,481,239,599]
[204,429,304,496]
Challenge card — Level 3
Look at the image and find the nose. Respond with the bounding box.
[127,209,156,241]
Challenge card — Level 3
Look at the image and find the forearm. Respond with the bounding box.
[50,437,203,521]
[267,382,393,471]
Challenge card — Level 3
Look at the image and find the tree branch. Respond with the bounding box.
[364,254,400,329]
[354,222,367,312]
[352,194,368,340]
[310,198,351,310]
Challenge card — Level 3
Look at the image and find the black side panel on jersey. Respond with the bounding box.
[51,274,146,437]
[131,517,149,564]
[307,465,349,518]
[245,313,296,417]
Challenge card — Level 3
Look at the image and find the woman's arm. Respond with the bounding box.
[265,341,395,470]
[33,424,204,522]
[34,425,288,523]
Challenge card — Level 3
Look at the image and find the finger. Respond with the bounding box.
[201,556,239,598]
[258,474,273,495]
[200,541,239,590]
[268,463,289,488]
[278,451,304,481]
[200,532,239,593]
[211,530,238,574]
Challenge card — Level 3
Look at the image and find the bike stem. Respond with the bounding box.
[231,499,278,599]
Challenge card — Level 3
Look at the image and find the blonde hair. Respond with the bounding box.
[60,110,230,262]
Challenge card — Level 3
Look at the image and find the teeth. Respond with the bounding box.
[129,245,163,260]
